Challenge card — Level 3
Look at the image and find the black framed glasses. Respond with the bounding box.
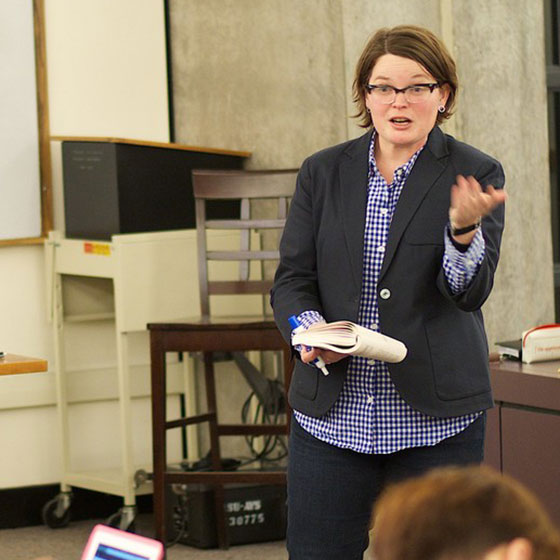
[365,83,440,104]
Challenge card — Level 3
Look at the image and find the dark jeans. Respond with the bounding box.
[286,413,486,560]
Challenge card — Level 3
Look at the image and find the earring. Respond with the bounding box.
[438,105,446,113]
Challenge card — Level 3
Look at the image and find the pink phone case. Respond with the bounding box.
[81,524,164,560]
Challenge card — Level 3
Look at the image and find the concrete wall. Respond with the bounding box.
[451,0,554,342]
[169,0,348,168]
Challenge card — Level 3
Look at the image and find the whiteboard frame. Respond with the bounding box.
[0,0,52,246]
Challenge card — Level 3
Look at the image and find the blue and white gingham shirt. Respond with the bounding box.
[293,132,485,454]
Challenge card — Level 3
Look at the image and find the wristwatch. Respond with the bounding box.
[450,220,481,236]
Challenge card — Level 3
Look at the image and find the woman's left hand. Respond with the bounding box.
[449,175,507,243]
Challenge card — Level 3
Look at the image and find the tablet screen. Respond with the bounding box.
[90,543,149,560]
[81,524,163,560]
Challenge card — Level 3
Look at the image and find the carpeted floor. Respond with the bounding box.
[0,514,288,560]
[2,515,375,559]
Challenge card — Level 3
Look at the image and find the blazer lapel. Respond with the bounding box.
[339,131,372,294]
[379,127,449,282]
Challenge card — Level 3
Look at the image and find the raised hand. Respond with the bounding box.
[449,175,507,243]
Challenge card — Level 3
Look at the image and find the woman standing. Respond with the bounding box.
[271,25,507,559]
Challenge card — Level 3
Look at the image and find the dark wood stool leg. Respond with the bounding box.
[203,352,229,548]
[150,333,167,548]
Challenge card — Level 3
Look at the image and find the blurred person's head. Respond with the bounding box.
[371,466,560,560]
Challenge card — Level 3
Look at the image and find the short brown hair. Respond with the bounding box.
[371,466,560,560]
[353,25,458,128]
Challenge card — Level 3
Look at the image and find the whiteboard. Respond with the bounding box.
[0,1,42,240]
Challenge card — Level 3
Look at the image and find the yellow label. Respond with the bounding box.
[83,242,111,256]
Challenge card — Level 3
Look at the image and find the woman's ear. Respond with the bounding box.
[439,83,451,108]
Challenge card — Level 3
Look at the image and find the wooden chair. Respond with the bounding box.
[148,169,297,549]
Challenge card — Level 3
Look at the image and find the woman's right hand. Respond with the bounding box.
[300,346,346,366]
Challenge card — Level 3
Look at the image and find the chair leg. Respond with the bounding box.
[203,352,222,470]
[203,352,229,548]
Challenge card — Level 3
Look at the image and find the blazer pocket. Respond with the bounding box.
[291,362,319,400]
[424,314,490,401]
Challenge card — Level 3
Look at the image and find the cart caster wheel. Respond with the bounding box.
[42,494,72,528]
[105,506,136,532]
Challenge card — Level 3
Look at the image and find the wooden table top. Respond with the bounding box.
[50,135,252,158]
[0,353,48,375]
[490,357,560,411]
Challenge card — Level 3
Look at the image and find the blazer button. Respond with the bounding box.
[379,288,391,300]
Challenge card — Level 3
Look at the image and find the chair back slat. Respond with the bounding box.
[192,168,298,318]
[205,219,286,229]
[207,280,275,295]
[192,169,296,199]
[207,250,279,260]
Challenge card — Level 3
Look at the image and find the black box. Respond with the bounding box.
[166,483,287,548]
[62,140,246,240]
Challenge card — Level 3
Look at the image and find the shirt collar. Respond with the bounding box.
[368,130,425,186]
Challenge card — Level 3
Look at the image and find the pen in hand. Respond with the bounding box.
[288,315,330,376]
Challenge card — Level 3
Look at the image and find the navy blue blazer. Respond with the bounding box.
[271,126,505,418]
